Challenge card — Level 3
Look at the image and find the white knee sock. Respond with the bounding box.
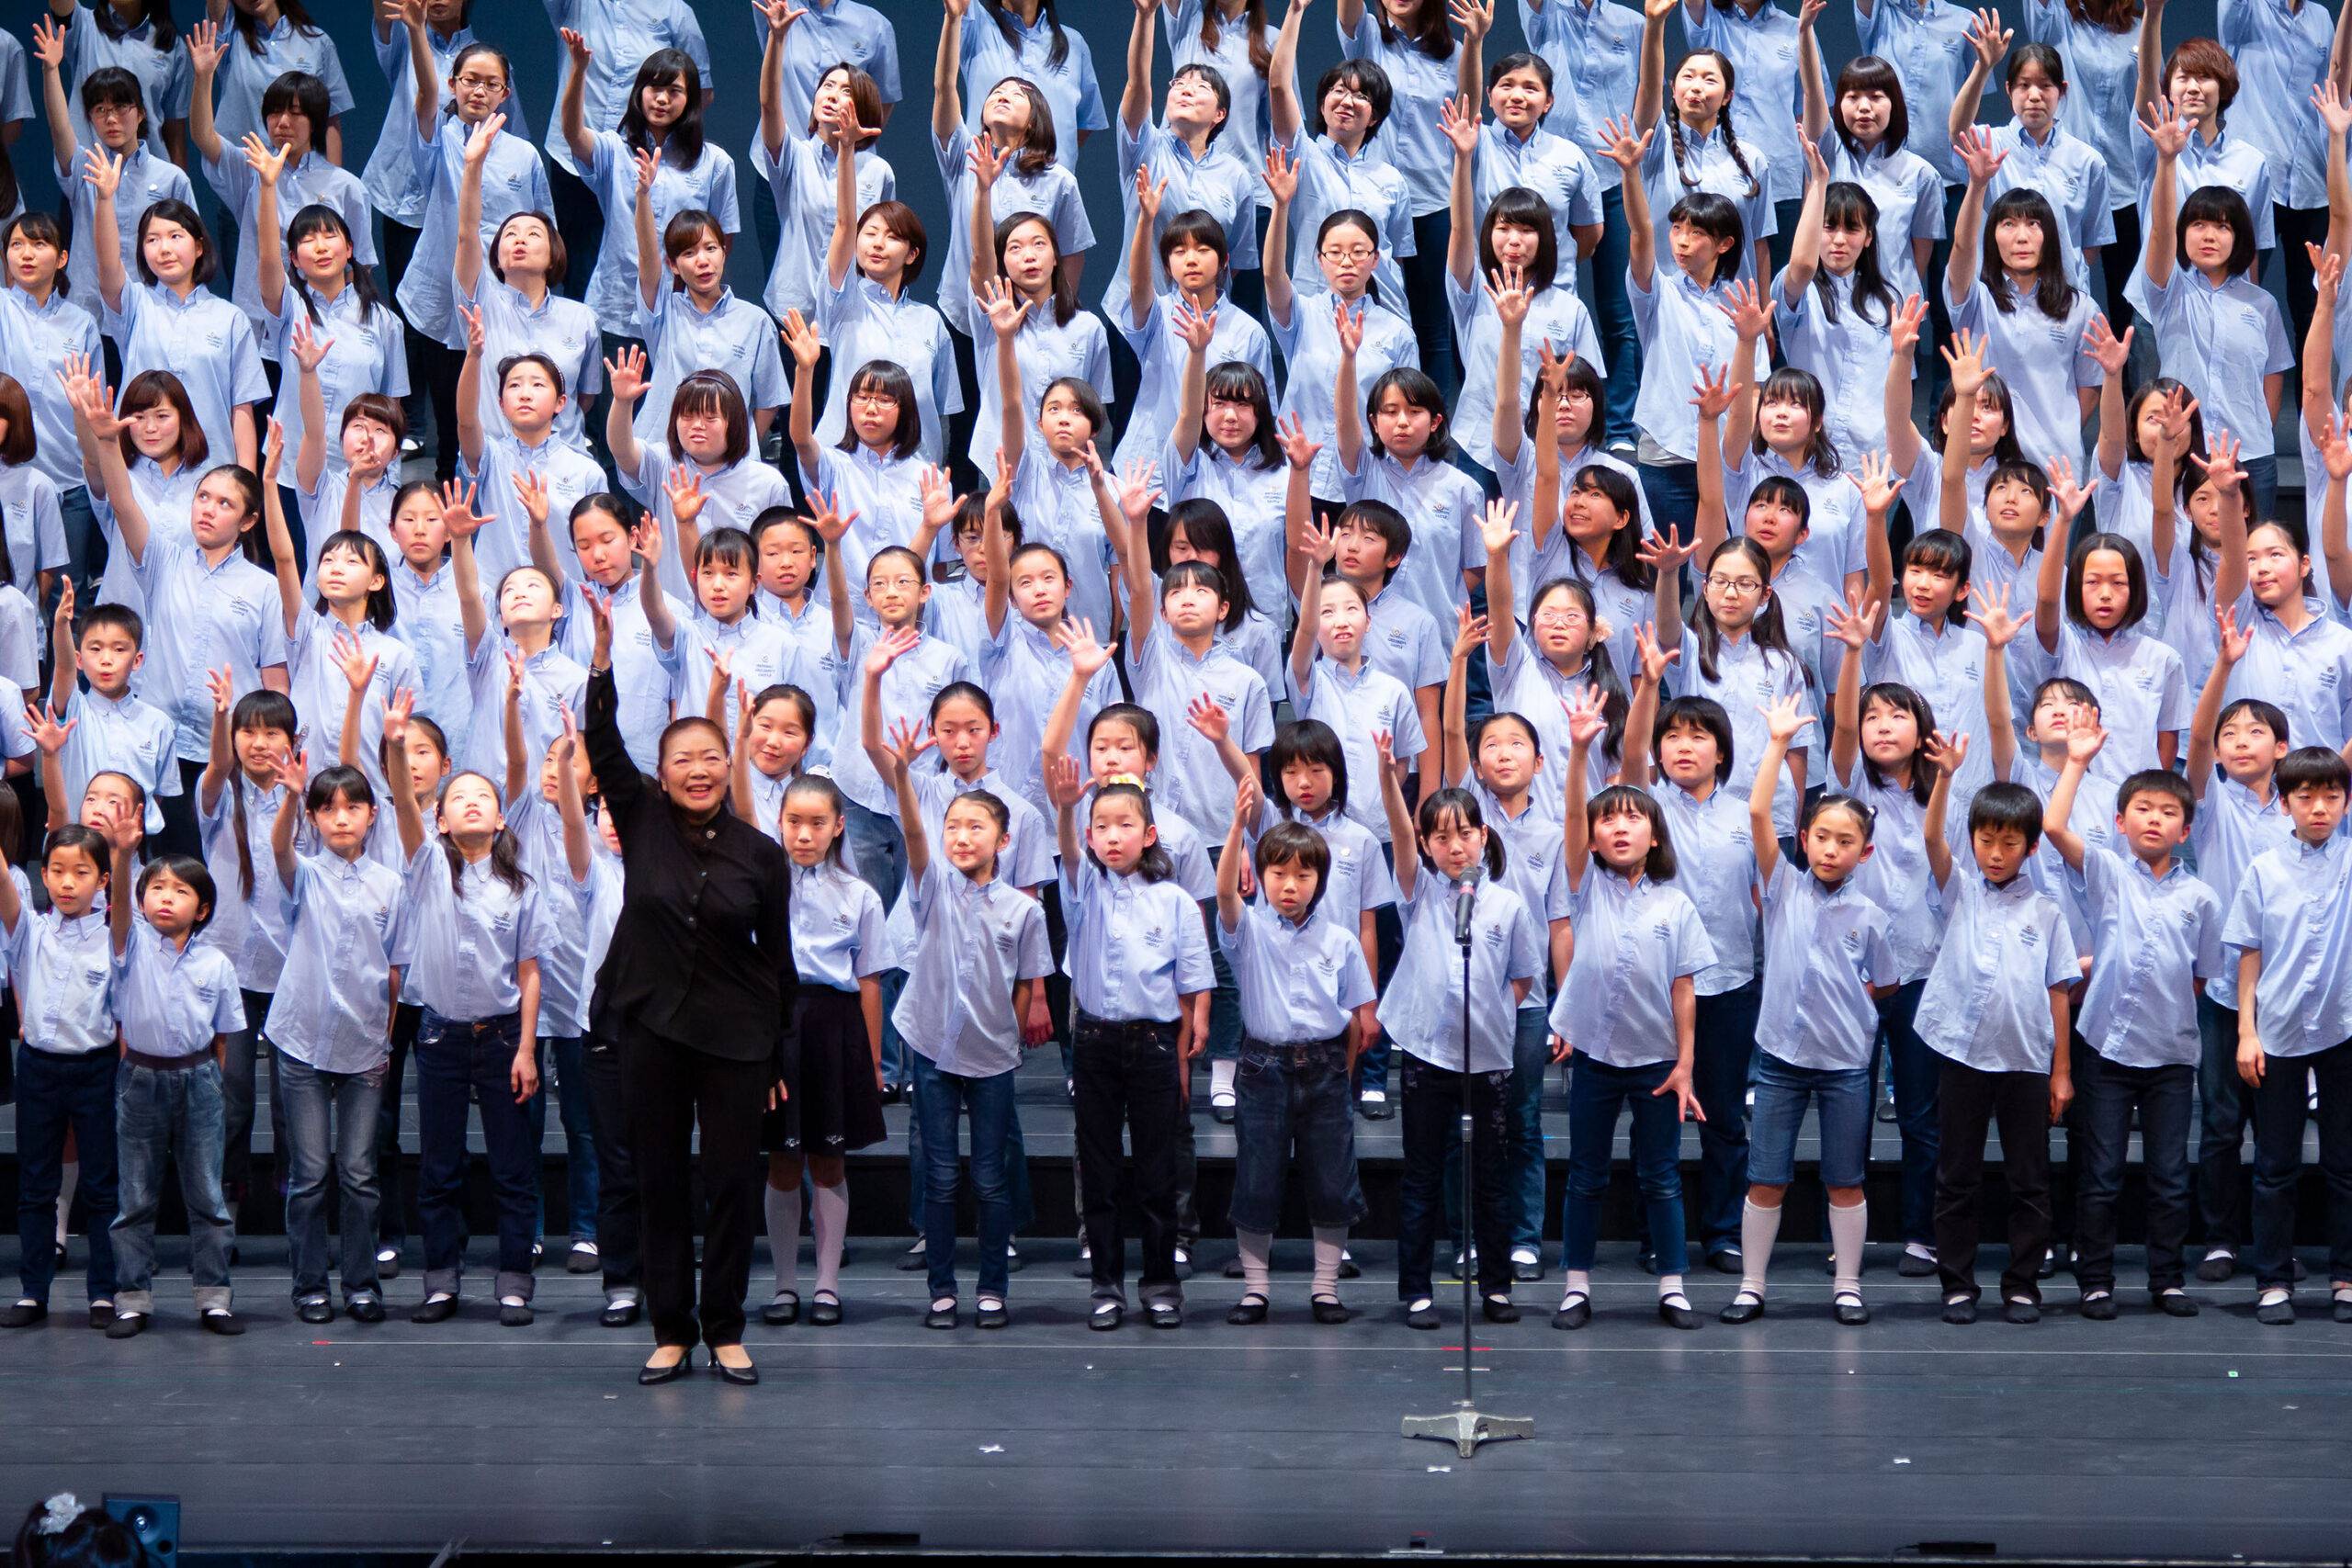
[1311,1227,1347,1298]
[1739,1200,1782,1297]
[764,1183,802,1297]
[1236,1229,1272,1296]
[1210,1058,1237,1099]
[56,1161,78,1247]
[1829,1200,1868,1294]
[810,1179,850,1297]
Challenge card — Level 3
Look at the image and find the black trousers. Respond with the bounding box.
[1071,1010,1183,1306]
[580,1028,642,1295]
[2070,1051,2194,1294]
[622,1031,770,1349]
[379,217,435,447]
[1935,1058,2054,1304]
[377,1001,422,1246]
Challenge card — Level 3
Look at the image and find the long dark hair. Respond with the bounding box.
[438,772,528,897]
[94,0,176,50]
[1563,465,1654,592]
[1202,362,1282,470]
[1158,500,1255,633]
[982,0,1070,68]
[313,529,399,630]
[994,212,1080,326]
[1372,0,1455,62]
[1528,577,1630,768]
[1086,780,1175,881]
[621,50,706,168]
[1983,190,2078,319]
[1415,788,1506,878]
[1691,536,1804,686]
[1752,368,1841,478]
[1668,50,1758,197]
[1832,56,1909,162]
[1859,682,1938,807]
[286,205,381,327]
[1193,0,1274,78]
[230,0,321,51]
[225,689,297,902]
[1815,182,1898,327]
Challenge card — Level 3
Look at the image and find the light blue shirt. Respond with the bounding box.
[1290,655,1426,845]
[115,917,243,1058]
[128,530,288,764]
[391,841,555,1022]
[1864,611,1995,839]
[1948,276,2100,474]
[2132,127,2278,251]
[1499,442,1658,644]
[60,146,194,330]
[752,128,892,330]
[755,589,847,767]
[3,905,115,1056]
[207,12,351,153]
[1484,640,1618,811]
[965,300,1114,477]
[2221,592,2352,757]
[978,613,1121,822]
[1757,859,1899,1070]
[53,3,189,167]
[1247,797,1396,936]
[1917,870,2079,1072]
[458,274,602,456]
[1648,778,1760,992]
[1519,0,1643,191]
[1112,287,1274,474]
[0,288,101,494]
[617,446,793,608]
[387,556,473,759]
[1005,447,1117,637]
[1167,0,1287,208]
[2047,622,2189,777]
[1725,446,1866,586]
[1268,289,1418,499]
[1672,631,1815,835]
[1639,117,1774,285]
[673,610,805,748]
[59,686,176,833]
[362,18,530,224]
[2192,776,2297,1010]
[1127,622,1275,839]
[268,288,409,469]
[197,773,289,994]
[753,0,903,132]
[1363,582,1450,696]
[633,286,787,445]
[269,850,404,1074]
[1337,450,1483,631]
[2075,841,2222,1067]
[200,145,376,353]
[1384,873,1544,1069]
[1060,856,1216,1023]
[957,4,1108,172]
[1854,0,1976,183]
[2223,831,2352,1058]
[541,0,711,179]
[551,576,686,776]
[457,430,607,590]
[1447,273,1604,473]
[1220,898,1377,1043]
[1984,120,2115,291]
[2127,264,2295,462]
[1629,265,1740,459]
[932,124,1095,343]
[789,860,888,994]
[1688,0,1809,204]
[814,274,962,465]
[91,457,190,625]
[892,859,1054,1077]
[101,283,268,479]
[288,611,419,804]
[1474,119,1604,265]
[1822,139,1944,299]
[457,630,587,795]
[1777,270,1904,463]
[396,117,556,352]
[800,445,932,624]
[1548,865,1714,1066]
[0,462,72,592]
[881,766,1056,964]
[2019,0,2140,207]
[1469,780,1571,1008]
[1276,131,1417,309]
[1340,4,1460,216]
[1833,750,1941,983]
[1162,440,1292,614]
[2219,0,2335,209]
[1104,120,1261,321]
[831,623,973,816]
[577,128,741,340]
[290,457,398,610]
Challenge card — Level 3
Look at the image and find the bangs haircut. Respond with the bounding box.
[1667,191,1746,265]
[115,370,207,469]
[1655,694,1736,784]
[2065,531,2151,632]
[1269,718,1350,818]
[136,853,217,933]
[312,529,399,631]
[489,210,567,286]
[2114,768,2194,826]
[1085,779,1175,881]
[340,392,406,445]
[260,71,332,154]
[133,199,217,286]
[1038,374,1107,437]
[661,208,732,284]
[1170,63,1234,143]
[985,76,1060,175]
[1983,189,2078,318]
[81,68,148,141]
[1088,702,1160,763]
[1832,56,1910,160]
[1901,527,1973,626]
[497,351,567,399]
[2164,38,2238,121]
[1311,57,1394,139]
[1928,371,2026,465]
[1587,783,1678,881]
[1986,458,2054,551]
[1803,790,1876,842]
[667,369,751,467]
[1363,367,1451,461]
[1486,51,1555,96]
[304,763,376,816]
[808,62,885,149]
[1334,500,1411,582]
[1414,786,1506,879]
[1158,208,1231,288]
[1815,182,1899,326]
[1562,465,1654,592]
[1478,186,1560,294]
[780,773,850,866]
[836,359,922,460]
[1859,682,1938,806]
[994,212,1080,325]
[696,525,757,577]
[1159,499,1255,630]
[2007,41,2068,90]
[2176,185,2259,280]
[1202,361,1283,470]
[930,679,996,727]
[2277,745,2351,797]
[751,682,818,734]
[855,199,927,285]
[2214,695,2286,747]
[1255,820,1333,921]
[1966,781,2044,851]
[622,50,707,167]
[1753,367,1839,475]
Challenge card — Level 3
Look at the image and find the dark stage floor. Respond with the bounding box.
[6,1235,2352,1560]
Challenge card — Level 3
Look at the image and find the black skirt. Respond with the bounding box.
[763,985,886,1156]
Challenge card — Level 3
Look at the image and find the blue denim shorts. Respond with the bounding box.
[1746,1052,1873,1189]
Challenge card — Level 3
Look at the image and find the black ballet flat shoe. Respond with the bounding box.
[376,1249,401,1280]
[1719,1292,1764,1325]
[0,1303,46,1329]
[708,1351,758,1386]
[1311,1295,1351,1325]
[1898,1249,1940,1278]
[808,1291,842,1326]
[1227,1295,1268,1325]
[1405,1300,1441,1330]
[1147,1303,1182,1329]
[1551,1295,1590,1330]
[201,1309,245,1337]
[1704,1247,1744,1276]
[925,1301,958,1330]
[1833,1292,1871,1326]
[2036,1244,2066,1280]
[411,1295,458,1324]
[346,1296,387,1325]
[1657,1296,1702,1331]
[1339,1254,1361,1280]
[2336,1296,2352,1325]
[1481,1294,1520,1325]
[499,1302,535,1328]
[761,1292,800,1326]
[2196,1250,2236,1282]
[1223,1256,1248,1280]
[1090,1302,1124,1332]
[2155,1291,2199,1318]
[1004,1246,1025,1274]
[2256,1295,2296,1325]
[896,1241,928,1271]
[1943,1296,1977,1325]
[601,1300,640,1328]
[639,1351,692,1385]
[86,1304,113,1331]
[1210,1099,1236,1125]
[104,1311,147,1338]
[976,1300,1010,1329]
[297,1297,334,1325]
[2004,1297,2041,1325]
[2079,1292,2118,1321]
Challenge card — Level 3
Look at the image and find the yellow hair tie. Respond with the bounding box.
[1100,773,1148,790]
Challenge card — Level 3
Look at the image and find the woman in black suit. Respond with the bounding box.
[580,594,797,1385]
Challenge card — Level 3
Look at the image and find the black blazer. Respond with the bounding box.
[583,667,798,1065]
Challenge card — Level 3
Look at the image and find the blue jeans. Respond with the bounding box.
[1871,979,1940,1247]
[842,798,907,911]
[1353,859,1406,1096]
[525,1035,598,1243]
[2244,454,2279,534]
[1748,1054,1873,1190]
[1562,1055,1689,1276]
[2070,1050,2193,1293]
[1591,186,1640,446]
[2196,994,2251,1252]
[1689,981,1758,1255]
[57,483,99,603]
[111,1056,232,1314]
[1638,459,1701,541]
[904,1078,1034,1235]
[1229,1032,1364,1235]
[1198,894,1242,1067]
[910,1051,1017,1303]
[277,1049,386,1303]
[1402,208,1458,400]
[414,1010,538,1303]
[13,1045,118,1305]
[2249,1035,2352,1291]
[1396,1054,1513,1300]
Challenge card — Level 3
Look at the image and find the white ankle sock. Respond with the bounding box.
[810,1179,850,1297]
[1311,1227,1347,1298]
[763,1183,802,1297]
[1236,1228,1272,1296]
[1210,1058,1238,1099]
[1738,1199,1781,1296]
[56,1161,78,1247]
[1828,1200,1868,1294]
[1563,1269,1590,1301]
[1658,1273,1685,1302]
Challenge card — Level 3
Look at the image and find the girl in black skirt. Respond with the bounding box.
[763,774,889,1327]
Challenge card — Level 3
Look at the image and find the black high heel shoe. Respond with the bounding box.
[708,1348,759,1385]
[639,1349,692,1386]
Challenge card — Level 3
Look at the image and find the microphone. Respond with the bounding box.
[1453,866,1483,946]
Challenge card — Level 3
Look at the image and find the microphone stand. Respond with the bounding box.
[1403,874,1533,1458]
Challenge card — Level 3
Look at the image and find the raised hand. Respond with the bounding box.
[865,622,922,676]
[883,716,935,777]
[1922,728,1970,777]
[605,344,649,403]
[1485,264,1532,328]
[1295,512,1340,567]
[2312,79,2352,141]
[242,131,289,186]
[1825,595,1882,651]
[978,276,1031,337]
[288,319,334,374]
[1044,751,1087,809]
[1759,691,1815,746]
[560,26,592,67]
[380,687,414,748]
[1172,298,1217,354]
[1635,522,1697,576]
[967,135,1007,191]
[1965,581,2025,649]
[206,664,234,718]
[28,17,64,73]
[187,18,224,77]
[664,466,709,528]
[1184,692,1231,744]
[2213,603,2252,665]
[2065,715,2108,768]
[1847,448,1907,514]
[2203,431,2244,497]
[808,498,855,545]
[779,307,821,370]
[511,468,550,530]
[1117,458,1161,525]
[1331,294,1364,357]
[1052,616,1116,678]
[1594,114,1653,174]
[1888,293,1928,358]
[1135,164,1169,223]
[1688,363,1744,422]
[1718,276,1771,340]
[1633,619,1680,686]
[1940,328,1990,400]
[1275,411,1322,470]
[334,630,379,695]
[79,146,123,201]
[1263,143,1299,206]
[22,701,74,757]
[2084,313,2132,379]
[1439,93,1481,156]
[2138,96,2191,159]
[1476,498,1520,557]
[2046,455,2093,521]
[2149,386,2199,458]
[1453,603,1490,661]
[1966,6,2012,71]
[260,416,285,484]
[462,113,505,167]
[1561,684,1607,749]
[634,146,659,195]
[439,478,493,542]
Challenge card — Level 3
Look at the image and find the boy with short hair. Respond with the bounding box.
[2042,727,2223,1318]
[1919,748,2080,1325]
[46,586,177,836]
[2222,746,2352,1325]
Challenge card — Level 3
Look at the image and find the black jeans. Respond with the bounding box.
[547,161,604,304]
[2275,204,2330,350]
[1396,1054,1512,1302]
[414,1009,537,1303]
[379,216,433,445]
[579,1028,642,1297]
[2196,994,2252,1253]
[1070,1010,1184,1307]
[1873,979,1941,1247]
[1690,980,1758,1257]
[2249,1036,2352,1291]
[623,1030,771,1348]
[1935,1058,2053,1304]
[376,1001,421,1247]
[2071,1050,2194,1294]
[12,1045,117,1304]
